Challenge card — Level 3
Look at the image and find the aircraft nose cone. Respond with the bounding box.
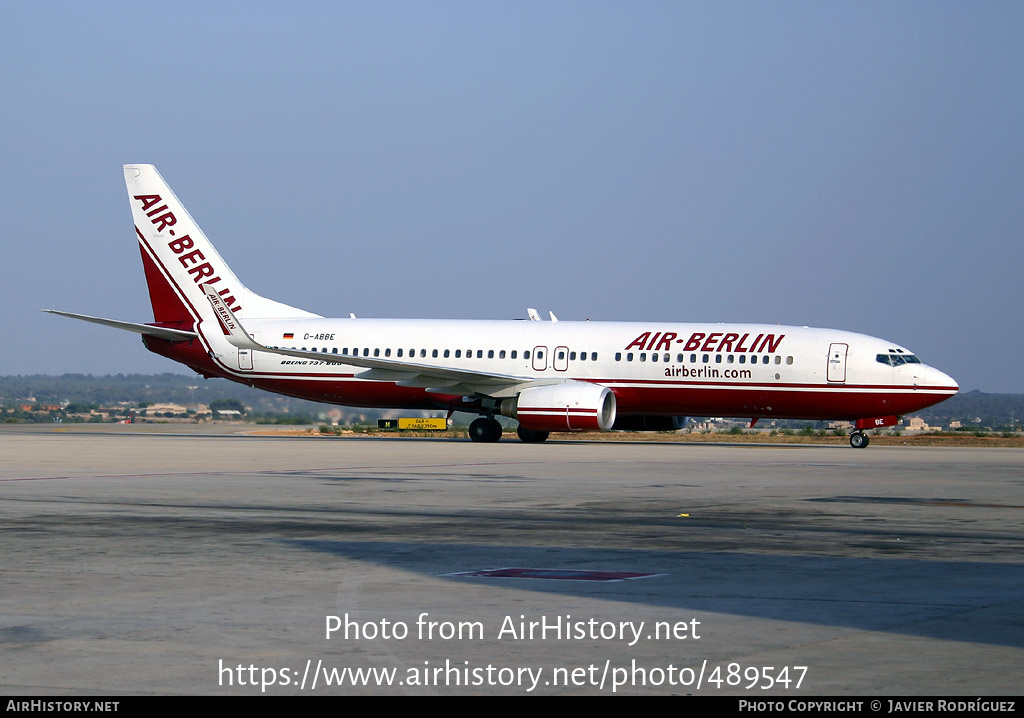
[942,370,959,393]
[925,366,958,392]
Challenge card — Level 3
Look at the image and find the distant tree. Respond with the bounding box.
[210,398,246,414]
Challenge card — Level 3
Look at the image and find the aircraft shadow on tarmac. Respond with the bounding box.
[284,539,1024,649]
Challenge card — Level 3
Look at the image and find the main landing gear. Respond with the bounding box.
[516,427,550,443]
[467,418,551,443]
[849,431,870,449]
[468,417,503,443]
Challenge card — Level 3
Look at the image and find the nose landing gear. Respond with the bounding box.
[849,415,898,448]
[849,431,870,449]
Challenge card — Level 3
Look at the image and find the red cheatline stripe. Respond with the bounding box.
[590,377,956,391]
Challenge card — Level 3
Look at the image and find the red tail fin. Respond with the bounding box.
[138,233,195,329]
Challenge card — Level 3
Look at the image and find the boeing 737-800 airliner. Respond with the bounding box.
[46,165,958,447]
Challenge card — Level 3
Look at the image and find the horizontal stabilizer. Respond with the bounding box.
[42,310,198,341]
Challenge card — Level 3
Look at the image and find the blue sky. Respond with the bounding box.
[3,1,1022,392]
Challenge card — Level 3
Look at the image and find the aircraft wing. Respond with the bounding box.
[202,285,544,397]
[42,310,199,341]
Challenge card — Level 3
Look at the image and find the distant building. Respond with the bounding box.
[144,403,190,415]
[903,416,939,432]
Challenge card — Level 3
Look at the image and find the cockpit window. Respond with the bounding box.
[876,353,922,366]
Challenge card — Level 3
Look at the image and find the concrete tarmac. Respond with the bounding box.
[1,425,1021,695]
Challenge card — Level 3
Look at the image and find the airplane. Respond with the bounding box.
[45,165,958,447]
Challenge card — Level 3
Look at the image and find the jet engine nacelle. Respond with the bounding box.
[500,382,617,432]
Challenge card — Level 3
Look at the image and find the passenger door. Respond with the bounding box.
[827,343,848,383]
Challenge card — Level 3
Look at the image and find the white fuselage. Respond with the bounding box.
[185,316,957,422]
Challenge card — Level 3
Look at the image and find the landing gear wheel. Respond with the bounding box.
[517,426,550,443]
[469,417,502,443]
[849,432,869,449]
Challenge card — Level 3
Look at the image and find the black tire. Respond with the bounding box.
[517,427,550,443]
[469,417,502,443]
[850,432,869,449]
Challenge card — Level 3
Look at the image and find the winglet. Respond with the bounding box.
[202,284,261,351]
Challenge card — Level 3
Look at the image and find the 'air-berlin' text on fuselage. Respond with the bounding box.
[134,194,242,312]
[624,331,786,353]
